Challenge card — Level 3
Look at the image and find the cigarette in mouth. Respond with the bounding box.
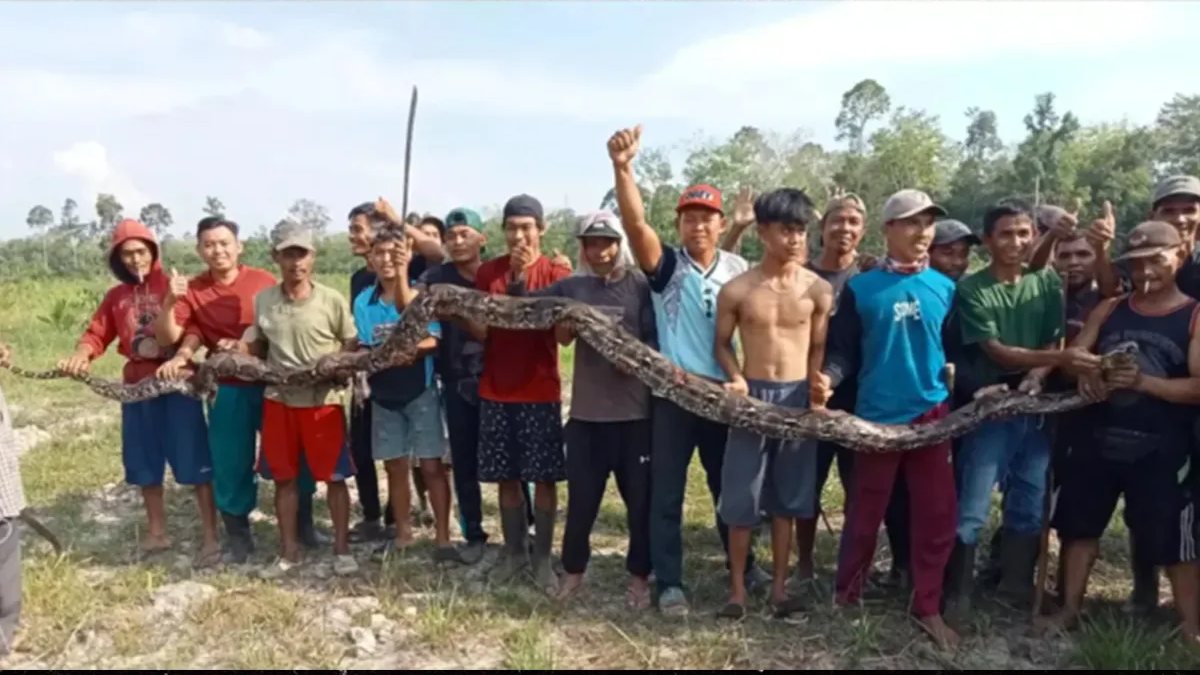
[1143,279,1151,294]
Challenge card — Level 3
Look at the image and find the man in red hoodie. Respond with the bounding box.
[57,219,220,565]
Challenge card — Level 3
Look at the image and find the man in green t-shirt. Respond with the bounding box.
[943,199,1102,616]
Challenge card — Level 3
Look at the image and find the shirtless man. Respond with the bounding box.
[715,188,832,619]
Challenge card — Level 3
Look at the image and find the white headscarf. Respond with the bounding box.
[574,209,635,277]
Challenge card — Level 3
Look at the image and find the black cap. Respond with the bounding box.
[503,194,544,223]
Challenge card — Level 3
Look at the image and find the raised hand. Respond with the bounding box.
[551,248,573,271]
[1085,200,1116,251]
[510,244,535,273]
[375,197,400,225]
[1050,198,1082,239]
[168,268,188,304]
[607,125,642,168]
[733,186,756,228]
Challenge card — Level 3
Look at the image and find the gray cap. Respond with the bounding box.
[882,189,948,222]
[576,210,622,239]
[1115,220,1183,262]
[932,219,981,247]
[1152,175,1200,208]
[271,218,316,252]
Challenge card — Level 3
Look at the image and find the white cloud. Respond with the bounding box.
[53,141,149,213]
[221,22,270,50]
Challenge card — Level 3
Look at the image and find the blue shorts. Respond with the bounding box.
[121,393,212,487]
[372,388,446,462]
[717,379,818,527]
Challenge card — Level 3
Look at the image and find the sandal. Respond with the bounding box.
[771,595,808,619]
[716,602,746,620]
[625,583,651,611]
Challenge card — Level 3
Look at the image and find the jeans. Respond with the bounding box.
[955,415,1051,544]
[443,379,487,544]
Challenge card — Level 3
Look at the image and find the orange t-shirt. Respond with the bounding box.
[177,265,277,349]
[476,255,571,403]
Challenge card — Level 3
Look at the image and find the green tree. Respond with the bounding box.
[25,204,54,271]
[835,79,891,156]
[1155,94,1200,178]
[1011,93,1080,203]
[93,193,124,243]
[287,199,331,237]
[139,203,175,242]
[203,196,226,218]
[1064,123,1158,233]
[945,107,1011,226]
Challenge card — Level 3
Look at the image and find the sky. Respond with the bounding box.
[0,0,1196,240]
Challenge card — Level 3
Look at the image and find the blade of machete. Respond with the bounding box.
[402,85,418,222]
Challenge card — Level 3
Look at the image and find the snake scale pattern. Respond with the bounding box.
[1,284,1137,451]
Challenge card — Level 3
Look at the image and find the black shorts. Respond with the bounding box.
[478,400,565,483]
[1052,434,1196,566]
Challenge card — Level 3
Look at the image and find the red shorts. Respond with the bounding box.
[259,400,355,482]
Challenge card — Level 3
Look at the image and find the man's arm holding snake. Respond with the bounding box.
[822,284,862,392]
[1123,310,1200,404]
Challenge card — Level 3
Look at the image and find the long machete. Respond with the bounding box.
[401,85,418,221]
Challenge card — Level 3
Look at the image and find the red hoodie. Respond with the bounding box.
[77,219,185,384]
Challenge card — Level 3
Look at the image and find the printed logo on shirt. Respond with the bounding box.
[371,322,398,346]
[892,299,922,323]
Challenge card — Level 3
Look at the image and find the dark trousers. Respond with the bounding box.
[885,474,911,572]
[815,440,855,513]
[0,518,19,656]
[649,396,756,592]
[443,380,487,543]
[561,418,652,577]
[349,400,393,525]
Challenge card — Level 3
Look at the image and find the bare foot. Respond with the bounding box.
[280,546,302,564]
[141,534,172,557]
[626,576,651,611]
[1034,609,1079,637]
[555,573,585,602]
[193,540,222,568]
[917,614,961,651]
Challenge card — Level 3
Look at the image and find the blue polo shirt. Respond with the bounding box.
[353,284,441,409]
[824,267,955,424]
[648,246,748,381]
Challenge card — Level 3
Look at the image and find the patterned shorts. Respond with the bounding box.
[478,400,566,483]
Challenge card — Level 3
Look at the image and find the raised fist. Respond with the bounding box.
[607,125,643,168]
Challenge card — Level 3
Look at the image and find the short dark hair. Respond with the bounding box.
[347,202,376,221]
[419,215,445,235]
[196,216,239,239]
[371,228,403,247]
[982,198,1034,237]
[753,188,817,231]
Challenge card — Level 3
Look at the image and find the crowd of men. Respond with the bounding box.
[1,124,1199,654]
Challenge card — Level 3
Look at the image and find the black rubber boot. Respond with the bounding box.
[531,508,558,594]
[996,531,1040,606]
[221,512,255,564]
[979,527,1003,589]
[297,491,330,550]
[943,539,976,622]
[1125,531,1159,614]
[488,506,530,585]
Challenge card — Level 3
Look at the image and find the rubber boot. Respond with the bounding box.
[979,527,1003,589]
[1125,531,1159,614]
[297,490,330,550]
[531,508,558,594]
[488,506,529,585]
[996,531,1040,607]
[943,539,976,623]
[221,512,254,564]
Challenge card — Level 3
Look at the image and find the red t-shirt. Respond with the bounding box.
[476,255,571,403]
[177,265,277,349]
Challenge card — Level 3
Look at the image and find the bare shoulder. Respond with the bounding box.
[717,267,758,304]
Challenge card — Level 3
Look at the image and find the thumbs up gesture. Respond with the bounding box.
[607,124,643,168]
[1086,200,1116,252]
[165,268,188,307]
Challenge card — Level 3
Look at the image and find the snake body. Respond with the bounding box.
[1,285,1136,451]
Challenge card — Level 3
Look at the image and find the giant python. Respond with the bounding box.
[2,284,1136,452]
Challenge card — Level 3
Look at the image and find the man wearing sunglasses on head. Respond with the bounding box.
[607,124,767,616]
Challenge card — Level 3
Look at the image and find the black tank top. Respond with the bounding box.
[1094,295,1198,442]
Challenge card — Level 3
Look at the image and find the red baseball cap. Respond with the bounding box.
[676,184,723,214]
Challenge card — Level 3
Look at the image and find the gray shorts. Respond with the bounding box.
[371,388,446,462]
[717,379,818,527]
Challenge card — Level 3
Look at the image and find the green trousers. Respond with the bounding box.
[207,384,315,517]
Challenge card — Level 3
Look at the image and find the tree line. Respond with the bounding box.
[2,80,1197,280]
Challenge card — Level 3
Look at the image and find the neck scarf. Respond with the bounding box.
[881,255,929,275]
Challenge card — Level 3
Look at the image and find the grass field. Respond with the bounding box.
[1,276,1197,669]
